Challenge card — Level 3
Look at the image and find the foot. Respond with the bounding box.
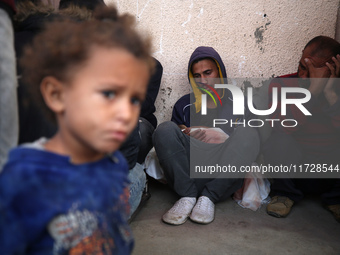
[267,196,294,218]
[327,204,340,223]
[162,197,196,225]
[190,196,215,224]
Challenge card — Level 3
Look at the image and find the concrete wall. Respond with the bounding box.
[105,0,340,124]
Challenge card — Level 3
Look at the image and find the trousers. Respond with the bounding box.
[262,131,340,205]
[153,121,260,203]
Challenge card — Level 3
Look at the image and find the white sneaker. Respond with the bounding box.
[162,197,196,225]
[190,196,215,224]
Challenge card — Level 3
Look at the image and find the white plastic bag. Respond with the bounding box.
[144,147,167,184]
[233,164,270,211]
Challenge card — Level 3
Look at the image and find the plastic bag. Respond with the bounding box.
[143,147,167,184]
[233,164,270,211]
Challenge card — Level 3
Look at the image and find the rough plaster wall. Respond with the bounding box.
[105,0,340,124]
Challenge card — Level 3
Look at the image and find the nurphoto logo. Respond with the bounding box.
[200,83,312,128]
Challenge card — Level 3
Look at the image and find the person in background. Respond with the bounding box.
[153,46,260,225]
[0,5,154,253]
[263,36,340,222]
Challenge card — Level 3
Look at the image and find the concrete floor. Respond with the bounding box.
[130,178,340,255]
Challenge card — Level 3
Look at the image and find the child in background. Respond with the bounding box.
[0,5,153,255]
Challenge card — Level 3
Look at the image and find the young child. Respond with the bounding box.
[0,6,153,254]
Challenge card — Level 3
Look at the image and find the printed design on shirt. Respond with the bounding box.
[114,187,133,244]
[112,186,130,218]
[68,230,114,255]
[120,186,130,217]
[48,208,115,254]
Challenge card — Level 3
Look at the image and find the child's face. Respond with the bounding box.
[58,48,149,161]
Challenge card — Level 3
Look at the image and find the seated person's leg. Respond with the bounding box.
[120,125,148,221]
[322,179,340,222]
[263,131,304,217]
[153,121,197,197]
[189,126,260,224]
[137,117,154,164]
[153,121,198,225]
[262,130,302,166]
[195,126,260,203]
[127,162,147,219]
[271,179,303,201]
[317,148,340,222]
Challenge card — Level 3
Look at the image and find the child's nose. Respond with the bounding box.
[117,98,134,123]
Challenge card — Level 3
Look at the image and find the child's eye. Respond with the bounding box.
[102,90,116,99]
[131,97,142,106]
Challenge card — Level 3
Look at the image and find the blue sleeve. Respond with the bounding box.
[0,165,50,254]
[0,168,31,254]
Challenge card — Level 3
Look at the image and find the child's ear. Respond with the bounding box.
[40,76,66,114]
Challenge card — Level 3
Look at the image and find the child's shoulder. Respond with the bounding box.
[4,141,69,169]
[1,142,129,184]
[0,145,65,186]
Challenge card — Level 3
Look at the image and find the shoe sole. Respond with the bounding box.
[162,214,190,225]
[189,217,214,224]
[267,211,287,218]
[162,218,188,226]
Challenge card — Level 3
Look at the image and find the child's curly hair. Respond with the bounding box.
[20,5,154,122]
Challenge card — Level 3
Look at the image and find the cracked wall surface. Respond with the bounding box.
[105,0,340,124]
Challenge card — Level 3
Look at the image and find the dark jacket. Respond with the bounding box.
[140,58,163,128]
